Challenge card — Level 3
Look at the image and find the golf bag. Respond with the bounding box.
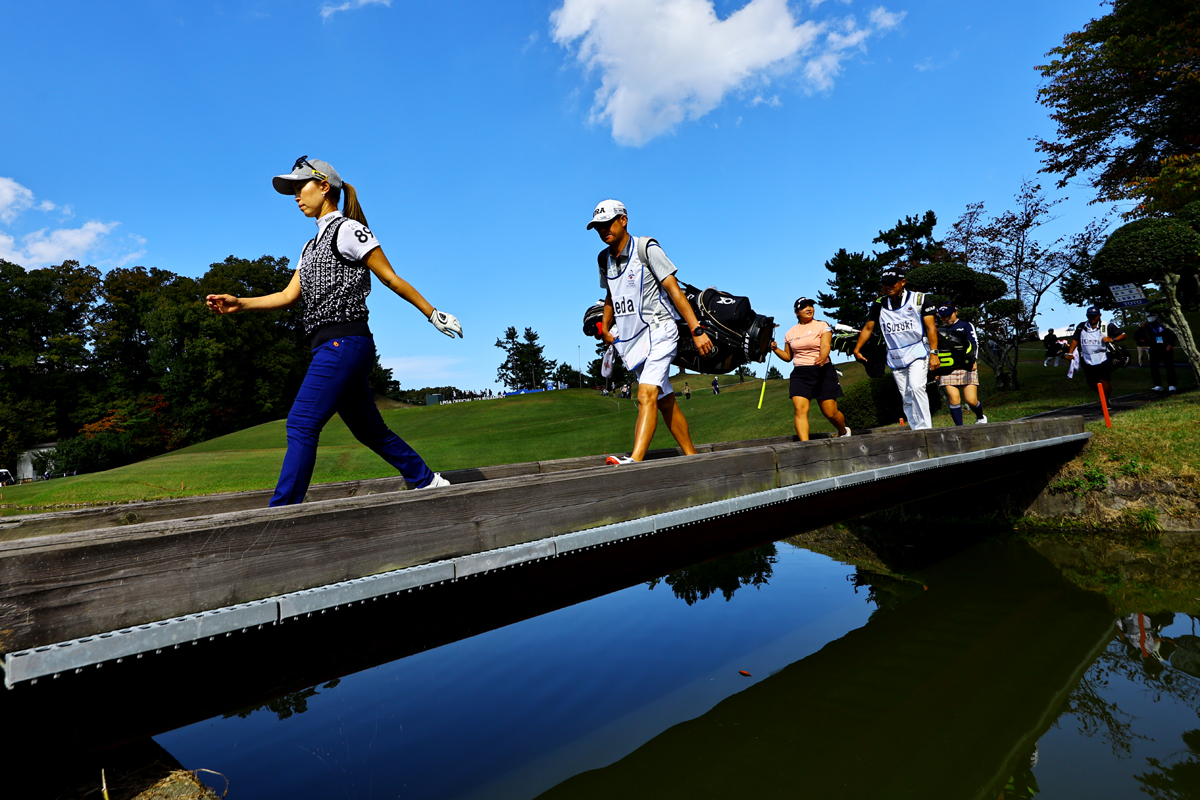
[1106,341,1132,370]
[672,280,774,374]
[930,327,978,376]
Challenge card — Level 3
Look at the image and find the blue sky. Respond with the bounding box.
[4,0,1112,392]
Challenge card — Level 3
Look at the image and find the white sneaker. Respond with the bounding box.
[1152,386,1163,392]
[418,473,450,489]
[840,426,852,437]
[1169,386,1177,392]
[606,454,636,465]
[976,415,988,424]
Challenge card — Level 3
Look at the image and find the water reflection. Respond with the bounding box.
[646,543,777,604]
[538,539,1114,799]
[25,523,1200,800]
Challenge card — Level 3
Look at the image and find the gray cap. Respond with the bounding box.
[273,156,343,195]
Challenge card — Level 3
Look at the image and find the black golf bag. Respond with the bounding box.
[930,327,978,376]
[672,281,773,374]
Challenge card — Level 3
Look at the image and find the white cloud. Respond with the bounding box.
[320,0,389,20]
[0,177,35,223]
[552,0,904,145]
[0,176,137,269]
[20,222,118,267]
[522,31,540,53]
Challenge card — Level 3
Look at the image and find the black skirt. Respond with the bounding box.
[789,364,843,401]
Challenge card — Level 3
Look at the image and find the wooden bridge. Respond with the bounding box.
[0,416,1088,690]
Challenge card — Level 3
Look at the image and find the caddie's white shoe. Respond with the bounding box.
[606,455,636,465]
[840,426,852,437]
[976,415,988,424]
[1152,386,1163,392]
[1168,386,1177,392]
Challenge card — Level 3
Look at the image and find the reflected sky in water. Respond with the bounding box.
[156,539,1200,800]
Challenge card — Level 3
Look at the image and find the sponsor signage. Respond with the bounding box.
[1108,283,1148,308]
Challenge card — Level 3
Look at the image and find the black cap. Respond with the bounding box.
[794,297,815,311]
[880,268,905,285]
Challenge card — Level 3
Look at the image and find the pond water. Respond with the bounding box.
[148,531,1200,800]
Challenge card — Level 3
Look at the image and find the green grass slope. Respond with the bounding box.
[3,335,1195,511]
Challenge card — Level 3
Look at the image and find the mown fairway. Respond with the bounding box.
[3,343,1195,510]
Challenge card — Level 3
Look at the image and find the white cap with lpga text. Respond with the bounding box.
[587,199,627,229]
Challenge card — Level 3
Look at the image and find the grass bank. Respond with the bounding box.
[3,343,1194,511]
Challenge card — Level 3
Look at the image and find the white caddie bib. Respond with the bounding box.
[1080,322,1107,365]
[606,238,678,370]
[878,290,929,369]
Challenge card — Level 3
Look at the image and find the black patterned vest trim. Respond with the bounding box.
[299,216,372,339]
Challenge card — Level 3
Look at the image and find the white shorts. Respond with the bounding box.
[635,335,678,400]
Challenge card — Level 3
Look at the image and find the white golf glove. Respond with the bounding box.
[428,308,463,338]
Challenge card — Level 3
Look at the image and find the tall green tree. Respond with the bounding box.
[495,327,557,390]
[146,255,308,443]
[0,260,102,447]
[873,211,947,268]
[1035,0,1200,214]
[1092,212,1200,375]
[817,248,880,327]
[943,181,1109,389]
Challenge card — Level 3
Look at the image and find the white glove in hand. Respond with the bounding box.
[428,308,463,338]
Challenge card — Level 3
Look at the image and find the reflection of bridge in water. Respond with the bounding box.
[0,418,1098,794]
[538,538,1114,800]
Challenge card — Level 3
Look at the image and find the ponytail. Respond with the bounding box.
[341,182,368,228]
[326,182,369,228]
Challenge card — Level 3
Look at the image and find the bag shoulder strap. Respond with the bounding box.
[636,236,658,267]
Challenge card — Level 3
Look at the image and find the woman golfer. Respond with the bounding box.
[770,297,850,441]
[206,156,462,505]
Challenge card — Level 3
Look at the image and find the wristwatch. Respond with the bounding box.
[692,325,705,338]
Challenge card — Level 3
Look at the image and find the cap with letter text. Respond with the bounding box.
[937,303,957,318]
[273,155,343,195]
[1086,306,1101,317]
[587,199,627,230]
[880,267,906,285]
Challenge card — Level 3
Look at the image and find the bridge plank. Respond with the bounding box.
[0,448,778,652]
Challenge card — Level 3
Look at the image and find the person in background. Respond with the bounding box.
[1065,306,1126,400]
[1143,315,1178,393]
[712,376,720,395]
[769,297,850,440]
[206,156,462,504]
[935,304,986,425]
[851,268,940,430]
[1133,320,1151,367]
[684,381,692,400]
[1043,329,1065,367]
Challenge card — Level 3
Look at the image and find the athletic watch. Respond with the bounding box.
[692,325,705,338]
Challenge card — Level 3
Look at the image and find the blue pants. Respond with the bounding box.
[270,336,433,506]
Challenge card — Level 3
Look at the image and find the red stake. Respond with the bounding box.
[1097,383,1112,428]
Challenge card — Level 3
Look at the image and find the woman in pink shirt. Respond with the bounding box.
[769,297,850,441]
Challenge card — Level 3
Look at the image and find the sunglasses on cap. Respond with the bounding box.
[292,155,328,182]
